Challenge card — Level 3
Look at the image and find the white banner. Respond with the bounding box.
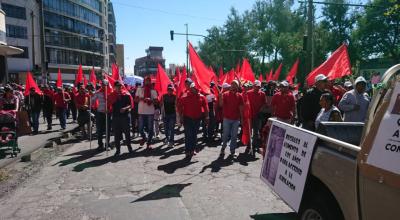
[260,120,317,212]
[367,82,400,175]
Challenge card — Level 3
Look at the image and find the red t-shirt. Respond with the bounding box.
[247,89,266,118]
[181,91,208,119]
[75,93,89,110]
[54,92,71,109]
[222,91,243,120]
[271,91,295,120]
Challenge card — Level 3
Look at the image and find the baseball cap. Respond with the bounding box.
[314,74,328,83]
[254,80,261,87]
[280,81,289,87]
[167,84,174,89]
[344,81,352,88]
[222,83,231,89]
[189,83,196,88]
[355,76,367,85]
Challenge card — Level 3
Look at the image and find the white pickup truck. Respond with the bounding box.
[264,64,400,220]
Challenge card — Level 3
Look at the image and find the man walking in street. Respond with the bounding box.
[161,84,177,147]
[110,81,133,156]
[219,80,243,158]
[42,85,54,130]
[135,77,158,149]
[75,85,90,137]
[91,80,111,151]
[54,87,71,130]
[271,81,296,124]
[25,87,43,134]
[247,80,267,153]
[179,83,209,159]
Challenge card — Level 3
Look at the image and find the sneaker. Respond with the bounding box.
[139,139,145,146]
[128,146,134,153]
[220,146,226,155]
[146,143,152,149]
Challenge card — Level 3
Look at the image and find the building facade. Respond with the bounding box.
[43,0,112,81]
[107,1,116,67]
[134,46,165,77]
[115,43,124,74]
[1,0,41,82]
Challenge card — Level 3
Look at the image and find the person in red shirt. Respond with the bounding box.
[179,83,209,159]
[66,87,77,122]
[54,87,71,130]
[247,80,267,154]
[271,81,295,123]
[75,85,90,137]
[219,80,243,157]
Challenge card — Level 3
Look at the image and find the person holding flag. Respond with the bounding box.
[54,87,71,130]
[91,80,111,151]
[135,76,158,149]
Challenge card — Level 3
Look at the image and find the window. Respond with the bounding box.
[2,3,26,20]
[10,46,29,58]
[6,25,27,39]
[45,29,103,53]
[46,47,103,67]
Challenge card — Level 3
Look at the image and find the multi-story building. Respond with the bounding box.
[107,1,116,67]
[134,46,165,77]
[43,0,112,81]
[116,43,124,74]
[1,0,41,82]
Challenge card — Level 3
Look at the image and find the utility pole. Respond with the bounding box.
[185,23,189,73]
[38,0,46,84]
[305,0,314,75]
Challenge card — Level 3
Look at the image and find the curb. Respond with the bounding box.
[0,126,79,169]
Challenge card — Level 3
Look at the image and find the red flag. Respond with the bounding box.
[235,62,241,75]
[267,69,273,82]
[111,63,122,81]
[241,92,251,145]
[173,67,181,84]
[89,67,97,85]
[75,65,83,85]
[188,42,214,94]
[225,69,235,84]
[272,63,283,81]
[83,74,88,87]
[56,68,62,88]
[240,59,255,82]
[258,74,263,82]
[24,72,42,96]
[306,44,351,86]
[155,63,172,98]
[177,67,187,97]
[286,59,299,85]
[103,74,114,94]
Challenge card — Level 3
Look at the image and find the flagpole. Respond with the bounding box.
[105,80,109,156]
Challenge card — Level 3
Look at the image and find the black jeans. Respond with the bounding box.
[43,110,53,129]
[112,115,131,151]
[183,117,201,152]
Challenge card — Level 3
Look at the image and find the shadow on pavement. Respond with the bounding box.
[157,158,198,174]
[250,212,297,220]
[131,183,192,203]
[53,149,102,167]
[200,152,259,173]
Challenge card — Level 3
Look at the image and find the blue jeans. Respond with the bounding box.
[163,114,176,143]
[30,111,40,132]
[222,118,240,151]
[57,107,67,129]
[183,117,201,151]
[139,114,154,144]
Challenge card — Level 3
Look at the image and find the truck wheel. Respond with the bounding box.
[299,195,343,220]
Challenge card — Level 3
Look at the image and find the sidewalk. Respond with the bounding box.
[0,118,78,169]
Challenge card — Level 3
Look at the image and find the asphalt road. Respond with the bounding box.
[0,130,295,220]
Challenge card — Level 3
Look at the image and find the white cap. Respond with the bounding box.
[344,81,352,87]
[231,80,239,86]
[314,74,328,83]
[222,83,231,89]
[280,81,289,87]
[355,76,367,85]
[190,83,196,88]
[254,80,261,87]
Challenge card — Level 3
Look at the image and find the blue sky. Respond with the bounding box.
[113,0,255,73]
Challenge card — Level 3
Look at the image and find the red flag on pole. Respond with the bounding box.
[306,44,351,86]
[286,58,299,85]
[258,74,263,82]
[240,58,255,82]
[155,63,172,98]
[272,63,283,81]
[188,42,214,94]
[25,72,42,96]
[267,69,273,82]
[83,74,88,87]
[75,65,83,85]
[177,67,187,97]
[173,67,181,84]
[56,68,62,88]
[111,63,122,81]
[89,67,97,85]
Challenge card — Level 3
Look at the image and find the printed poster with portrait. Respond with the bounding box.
[260,120,317,212]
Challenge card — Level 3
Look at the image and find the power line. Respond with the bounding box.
[112,1,223,22]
